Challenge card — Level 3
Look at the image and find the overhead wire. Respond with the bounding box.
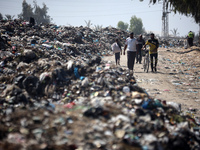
[51,10,162,18]
[0,0,162,20]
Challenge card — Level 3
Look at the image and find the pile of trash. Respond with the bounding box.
[0,20,200,150]
[0,19,128,57]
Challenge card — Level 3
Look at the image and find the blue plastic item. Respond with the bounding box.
[80,76,85,80]
[74,67,80,79]
[142,99,152,109]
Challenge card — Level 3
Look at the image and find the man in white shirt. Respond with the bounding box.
[123,32,138,75]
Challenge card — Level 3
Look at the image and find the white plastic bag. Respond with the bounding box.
[111,43,121,53]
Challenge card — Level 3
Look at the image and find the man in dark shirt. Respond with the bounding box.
[30,17,35,27]
[136,34,145,64]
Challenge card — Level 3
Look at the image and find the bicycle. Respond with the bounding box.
[143,48,149,73]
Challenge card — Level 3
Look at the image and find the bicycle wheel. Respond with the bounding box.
[146,55,149,73]
[143,55,146,72]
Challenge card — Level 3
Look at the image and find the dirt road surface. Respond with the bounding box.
[103,47,200,115]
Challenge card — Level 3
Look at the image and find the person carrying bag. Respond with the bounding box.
[111,38,122,65]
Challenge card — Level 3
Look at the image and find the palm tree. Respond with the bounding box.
[5,14,15,20]
[84,20,92,28]
[94,24,103,32]
[170,28,179,37]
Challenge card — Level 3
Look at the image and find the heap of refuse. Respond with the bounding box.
[0,20,200,150]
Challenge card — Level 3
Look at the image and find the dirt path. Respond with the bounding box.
[103,48,200,114]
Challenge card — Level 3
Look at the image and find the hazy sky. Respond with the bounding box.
[0,0,199,36]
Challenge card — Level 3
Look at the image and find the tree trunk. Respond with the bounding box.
[199,23,200,46]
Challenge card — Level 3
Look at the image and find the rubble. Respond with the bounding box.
[0,19,200,150]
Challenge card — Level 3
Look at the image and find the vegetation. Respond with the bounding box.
[0,13,3,20]
[84,20,93,28]
[170,28,179,37]
[18,0,51,24]
[5,14,15,20]
[94,24,103,31]
[140,0,200,23]
[117,21,129,31]
[117,16,145,35]
[0,13,15,20]
[129,15,145,35]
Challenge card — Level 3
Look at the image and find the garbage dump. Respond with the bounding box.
[0,19,200,150]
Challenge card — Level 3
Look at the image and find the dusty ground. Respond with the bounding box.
[103,47,200,115]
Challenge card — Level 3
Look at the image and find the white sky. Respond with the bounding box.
[0,0,199,36]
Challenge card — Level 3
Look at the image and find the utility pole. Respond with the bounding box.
[162,0,170,38]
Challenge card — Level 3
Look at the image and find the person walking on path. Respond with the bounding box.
[123,32,138,75]
[187,31,194,47]
[136,34,145,64]
[143,33,159,72]
[111,38,122,65]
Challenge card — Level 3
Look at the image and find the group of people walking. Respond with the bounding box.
[111,32,159,74]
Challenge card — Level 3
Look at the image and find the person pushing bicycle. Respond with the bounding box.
[142,33,159,72]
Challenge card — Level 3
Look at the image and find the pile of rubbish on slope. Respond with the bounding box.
[0,19,200,150]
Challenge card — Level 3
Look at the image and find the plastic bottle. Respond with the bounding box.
[123,86,130,93]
